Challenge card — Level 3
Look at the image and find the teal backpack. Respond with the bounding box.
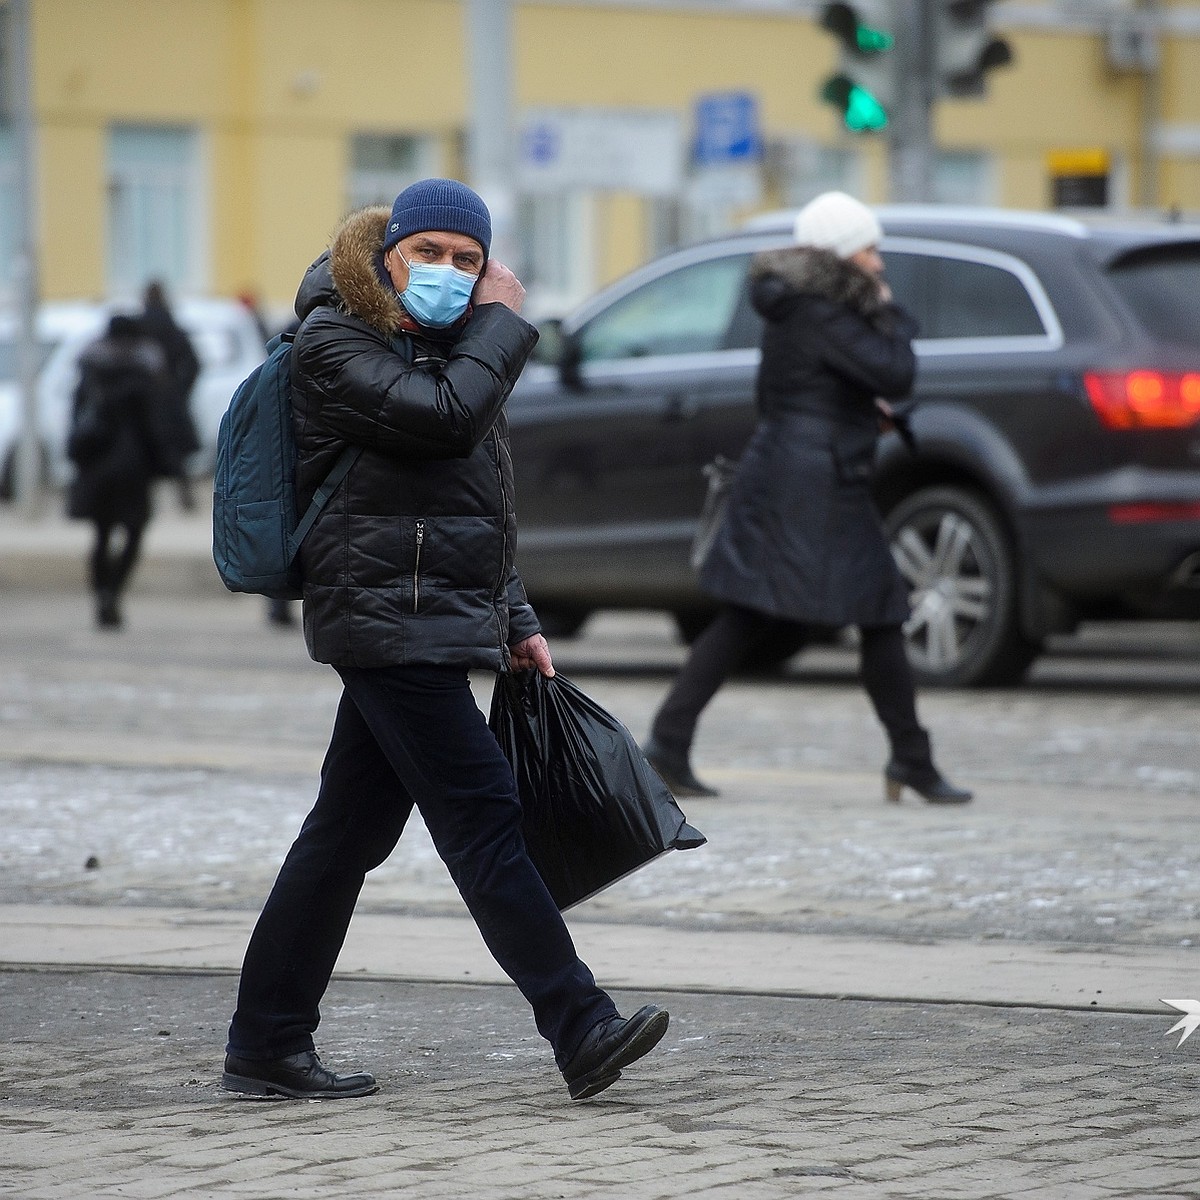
[212,332,359,601]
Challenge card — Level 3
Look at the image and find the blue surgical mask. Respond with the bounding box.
[396,252,478,328]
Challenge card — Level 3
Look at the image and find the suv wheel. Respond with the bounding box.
[885,486,1040,687]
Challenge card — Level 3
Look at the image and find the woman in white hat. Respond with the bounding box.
[644,191,971,805]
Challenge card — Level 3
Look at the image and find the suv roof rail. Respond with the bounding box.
[742,205,1091,239]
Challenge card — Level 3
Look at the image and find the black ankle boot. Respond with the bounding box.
[96,589,122,629]
[642,736,719,798]
[885,759,972,804]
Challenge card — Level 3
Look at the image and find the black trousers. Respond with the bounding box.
[651,606,930,766]
[226,664,616,1068]
[88,519,145,598]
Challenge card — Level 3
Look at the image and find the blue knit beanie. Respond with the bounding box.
[382,178,492,258]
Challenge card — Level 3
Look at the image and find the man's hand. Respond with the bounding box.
[510,633,554,677]
[474,261,526,314]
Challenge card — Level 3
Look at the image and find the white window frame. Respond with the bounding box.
[347,133,440,211]
[106,123,207,299]
[518,189,596,321]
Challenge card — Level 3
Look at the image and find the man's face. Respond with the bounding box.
[384,230,485,293]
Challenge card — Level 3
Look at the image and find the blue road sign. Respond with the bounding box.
[693,92,763,166]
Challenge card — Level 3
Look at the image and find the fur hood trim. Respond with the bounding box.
[329,206,408,336]
[750,245,884,318]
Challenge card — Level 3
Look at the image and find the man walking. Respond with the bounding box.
[222,179,669,1102]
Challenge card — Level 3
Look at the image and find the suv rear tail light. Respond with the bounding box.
[1109,501,1200,524]
[1084,371,1200,429]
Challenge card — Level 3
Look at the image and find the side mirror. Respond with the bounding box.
[534,317,565,365]
[559,329,584,391]
[536,318,585,390]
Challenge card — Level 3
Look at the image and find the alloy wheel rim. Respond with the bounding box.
[891,510,994,674]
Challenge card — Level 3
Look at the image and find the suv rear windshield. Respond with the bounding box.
[1105,244,1200,346]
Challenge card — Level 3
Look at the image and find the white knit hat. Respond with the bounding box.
[793,191,883,258]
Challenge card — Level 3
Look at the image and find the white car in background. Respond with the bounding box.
[0,303,102,497]
[0,297,267,497]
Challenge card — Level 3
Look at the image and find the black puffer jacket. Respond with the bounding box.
[66,333,166,527]
[290,206,541,670]
[698,246,919,628]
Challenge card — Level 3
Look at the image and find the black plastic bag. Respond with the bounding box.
[489,670,706,911]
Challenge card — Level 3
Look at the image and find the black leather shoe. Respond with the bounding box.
[562,1004,670,1100]
[642,737,719,798]
[885,760,973,805]
[221,1050,378,1099]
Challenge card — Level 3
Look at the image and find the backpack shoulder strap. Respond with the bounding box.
[286,444,361,562]
[283,322,397,564]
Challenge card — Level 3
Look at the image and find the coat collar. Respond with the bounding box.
[327,206,408,336]
[749,245,885,320]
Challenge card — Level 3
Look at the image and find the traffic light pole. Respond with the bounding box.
[465,0,517,266]
[886,0,935,202]
[8,0,42,514]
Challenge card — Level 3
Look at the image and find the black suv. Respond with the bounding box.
[507,207,1200,685]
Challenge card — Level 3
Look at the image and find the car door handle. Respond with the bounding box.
[662,394,699,422]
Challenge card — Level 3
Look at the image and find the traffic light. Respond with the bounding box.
[932,0,1013,97]
[818,2,897,133]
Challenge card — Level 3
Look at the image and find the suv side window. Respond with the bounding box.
[926,256,1046,339]
[884,243,1055,346]
[881,250,924,327]
[577,254,750,362]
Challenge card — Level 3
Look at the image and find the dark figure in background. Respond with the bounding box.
[140,280,201,509]
[66,315,168,629]
[222,179,669,1103]
[644,191,971,806]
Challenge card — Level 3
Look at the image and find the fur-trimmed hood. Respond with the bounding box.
[749,245,886,322]
[294,206,408,336]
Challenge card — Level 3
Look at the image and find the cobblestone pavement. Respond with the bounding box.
[1,583,1199,1198]
[3,970,1199,1200]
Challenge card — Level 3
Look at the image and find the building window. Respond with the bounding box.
[769,139,865,209]
[516,190,594,320]
[107,124,202,297]
[348,134,438,210]
[932,150,994,205]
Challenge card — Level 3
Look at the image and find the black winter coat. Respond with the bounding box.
[140,301,201,471]
[66,334,167,526]
[290,206,541,670]
[698,246,919,628]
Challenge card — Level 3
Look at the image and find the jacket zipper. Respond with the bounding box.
[493,437,508,597]
[412,519,425,613]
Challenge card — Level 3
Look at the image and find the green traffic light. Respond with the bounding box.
[855,25,893,54]
[845,83,888,131]
[821,4,894,56]
[820,74,888,133]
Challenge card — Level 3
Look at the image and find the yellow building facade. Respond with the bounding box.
[18,0,1200,317]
